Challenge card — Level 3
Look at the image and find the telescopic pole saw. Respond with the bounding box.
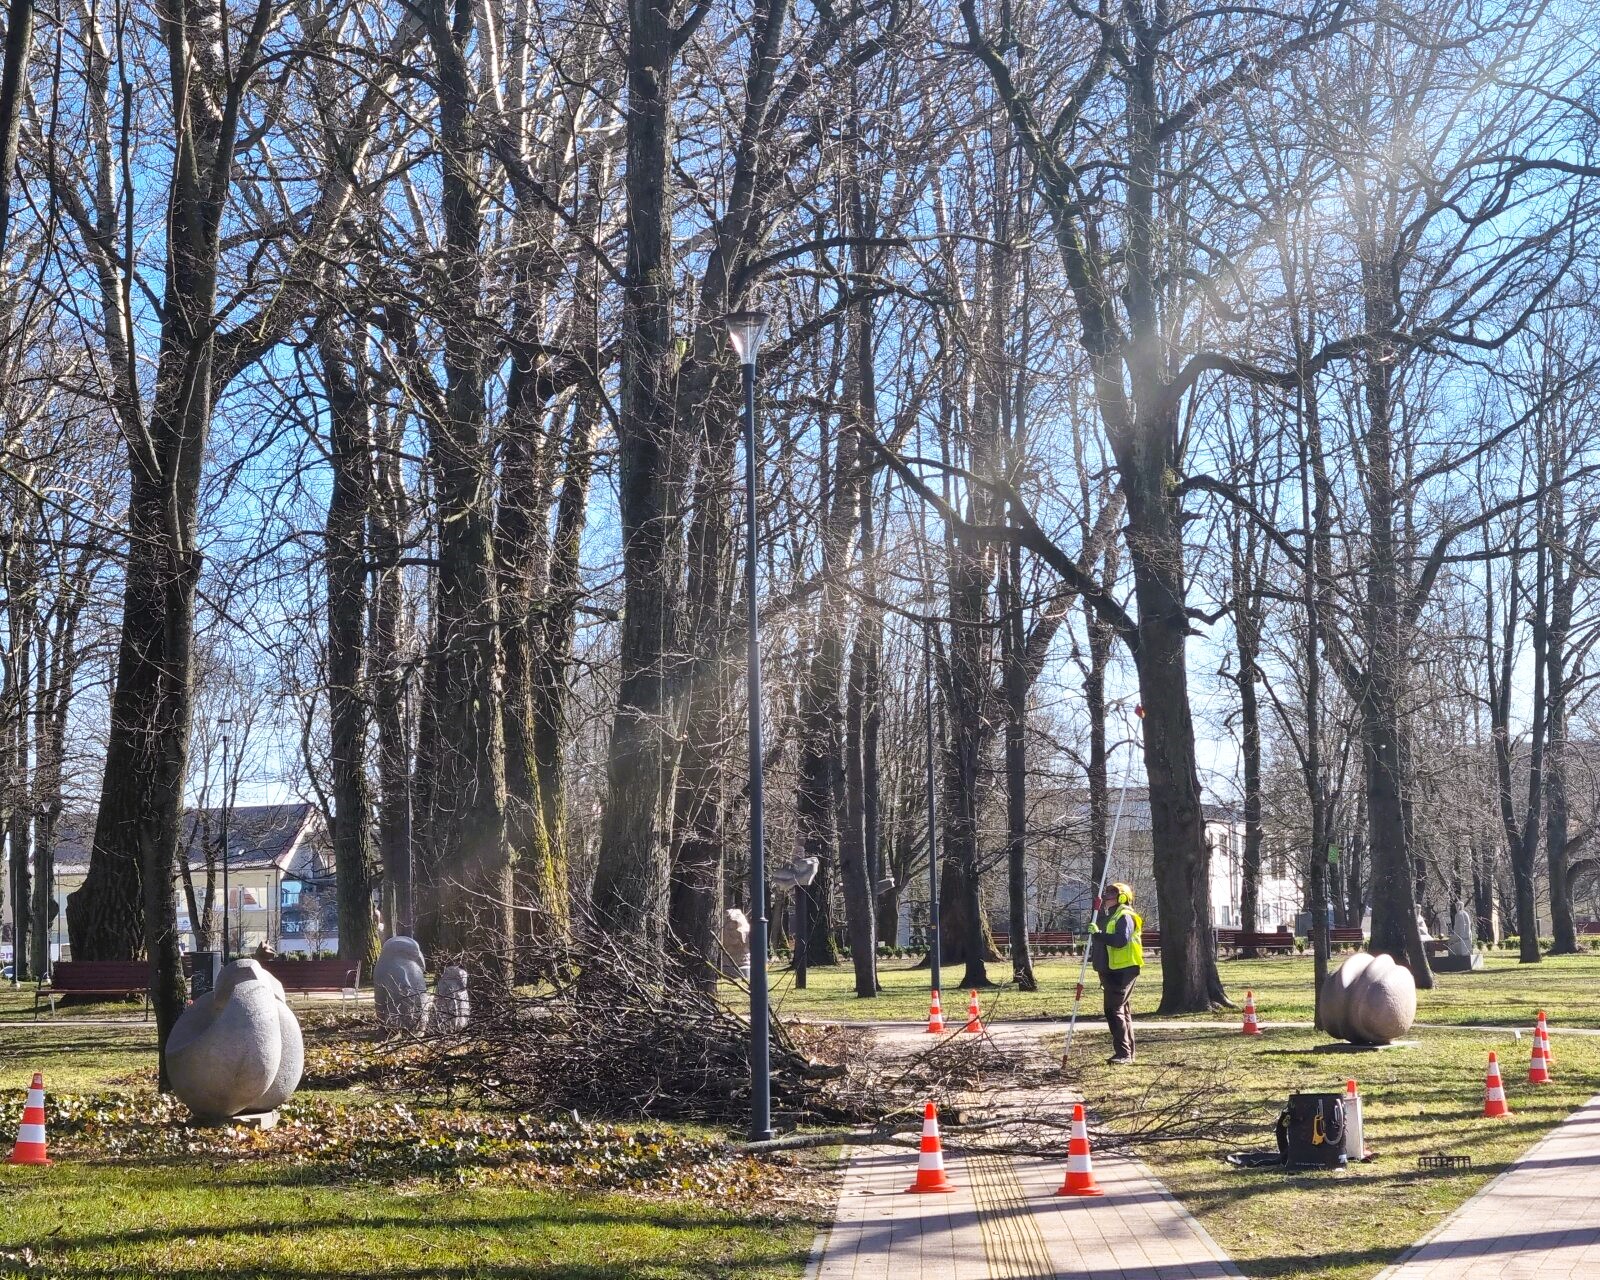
[1061,704,1144,1070]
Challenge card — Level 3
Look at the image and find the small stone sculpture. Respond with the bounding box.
[719,909,751,978]
[168,960,304,1122]
[430,965,470,1032]
[1320,951,1417,1045]
[1433,904,1485,972]
[374,936,429,1031]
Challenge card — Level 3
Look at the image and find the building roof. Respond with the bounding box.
[52,803,328,878]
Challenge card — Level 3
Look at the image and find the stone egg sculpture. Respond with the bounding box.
[430,964,470,1032]
[168,959,304,1122]
[1320,951,1417,1045]
[374,935,430,1031]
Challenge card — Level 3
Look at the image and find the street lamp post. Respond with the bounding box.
[924,621,940,996]
[723,309,772,1143]
[218,718,233,961]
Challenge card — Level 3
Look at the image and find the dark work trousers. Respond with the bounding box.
[1101,966,1139,1059]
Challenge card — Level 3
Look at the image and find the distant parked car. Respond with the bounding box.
[1,964,13,980]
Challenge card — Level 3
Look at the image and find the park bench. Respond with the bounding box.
[1142,929,1161,953]
[260,958,360,998]
[1329,927,1364,948]
[1222,929,1297,956]
[990,930,1075,951]
[34,960,151,1019]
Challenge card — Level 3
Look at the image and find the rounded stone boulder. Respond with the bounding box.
[168,960,304,1122]
[1320,951,1416,1045]
[374,936,429,1031]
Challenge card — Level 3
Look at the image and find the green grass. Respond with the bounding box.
[0,1161,814,1278]
[1066,1023,1600,1280]
[0,986,150,1022]
[0,1020,819,1279]
[749,950,1600,1028]
[0,1024,158,1091]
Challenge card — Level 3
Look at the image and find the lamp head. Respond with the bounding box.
[722,309,770,365]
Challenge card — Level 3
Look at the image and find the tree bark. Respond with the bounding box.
[320,321,380,975]
[591,0,685,954]
[417,0,513,980]
[1001,539,1035,990]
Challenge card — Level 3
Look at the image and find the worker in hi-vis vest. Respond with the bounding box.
[1088,882,1143,1064]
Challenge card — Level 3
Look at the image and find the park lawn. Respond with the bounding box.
[1068,1023,1600,1280]
[0,1023,158,1091]
[0,1020,821,1279]
[0,1160,815,1278]
[750,950,1600,1029]
[0,987,150,1023]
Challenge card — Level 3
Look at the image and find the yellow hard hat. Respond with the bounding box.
[1108,882,1133,906]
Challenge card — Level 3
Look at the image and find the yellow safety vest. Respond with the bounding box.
[1106,905,1143,970]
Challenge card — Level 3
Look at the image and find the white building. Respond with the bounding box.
[1030,788,1300,933]
[5,803,337,965]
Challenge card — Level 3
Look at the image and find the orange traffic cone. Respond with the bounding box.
[1529,1037,1551,1085]
[963,989,983,1034]
[1483,1051,1510,1117]
[7,1072,50,1166]
[1537,1011,1554,1066]
[926,989,945,1034]
[1055,1103,1105,1197]
[905,1101,956,1193]
[1241,990,1262,1036]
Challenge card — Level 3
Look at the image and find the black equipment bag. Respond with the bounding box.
[1274,1092,1347,1169]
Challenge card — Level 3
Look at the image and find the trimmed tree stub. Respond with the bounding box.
[1321,952,1417,1045]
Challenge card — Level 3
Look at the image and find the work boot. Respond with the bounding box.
[1107,1054,1134,1065]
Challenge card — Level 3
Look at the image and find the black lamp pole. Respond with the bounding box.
[924,621,940,994]
[724,309,773,1143]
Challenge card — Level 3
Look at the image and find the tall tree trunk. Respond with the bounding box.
[1544,511,1579,954]
[1000,539,1035,990]
[0,0,33,266]
[669,399,738,989]
[527,394,599,943]
[370,407,412,936]
[591,0,684,955]
[320,321,380,975]
[419,0,512,980]
[842,620,877,995]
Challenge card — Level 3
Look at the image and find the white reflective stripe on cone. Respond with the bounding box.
[917,1152,945,1170]
[16,1124,46,1144]
[1486,1087,1506,1100]
[1066,1155,1092,1172]
[24,1091,43,1108]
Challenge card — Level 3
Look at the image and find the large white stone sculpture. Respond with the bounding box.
[1320,951,1417,1045]
[430,965,470,1032]
[374,936,429,1031]
[719,909,752,979]
[168,960,304,1122]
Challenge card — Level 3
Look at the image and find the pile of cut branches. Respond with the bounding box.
[409,934,863,1126]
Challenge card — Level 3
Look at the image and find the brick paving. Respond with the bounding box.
[1374,1094,1600,1280]
[810,1140,1240,1280]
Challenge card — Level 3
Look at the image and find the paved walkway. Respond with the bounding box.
[811,1141,1239,1280]
[809,1024,1240,1279]
[1374,1094,1600,1280]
